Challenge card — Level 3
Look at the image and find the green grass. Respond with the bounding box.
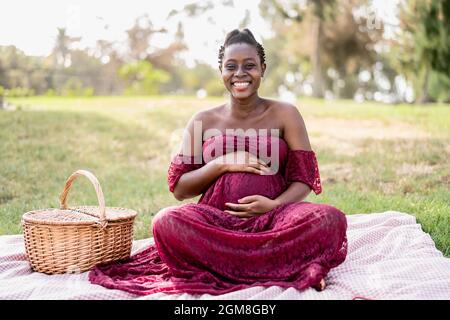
[1,96,449,256]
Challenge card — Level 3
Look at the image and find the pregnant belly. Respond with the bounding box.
[198,172,287,211]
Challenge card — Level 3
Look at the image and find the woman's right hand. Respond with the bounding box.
[212,151,271,175]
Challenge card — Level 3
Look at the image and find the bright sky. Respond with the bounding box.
[0,0,272,67]
[0,0,397,67]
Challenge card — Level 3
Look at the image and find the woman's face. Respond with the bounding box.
[220,42,266,100]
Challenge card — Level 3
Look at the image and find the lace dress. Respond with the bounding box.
[89,134,348,295]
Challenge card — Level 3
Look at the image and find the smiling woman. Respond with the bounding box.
[219,30,266,99]
[89,29,348,296]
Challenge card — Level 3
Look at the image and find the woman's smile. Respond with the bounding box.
[232,81,251,91]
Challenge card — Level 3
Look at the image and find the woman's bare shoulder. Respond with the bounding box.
[262,99,304,126]
[272,100,311,149]
[191,103,227,130]
[192,103,226,120]
[266,99,301,114]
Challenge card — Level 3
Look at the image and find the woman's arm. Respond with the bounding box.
[272,182,311,206]
[273,104,313,205]
[172,111,218,200]
[173,161,225,201]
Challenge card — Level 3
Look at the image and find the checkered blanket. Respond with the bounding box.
[1,211,449,300]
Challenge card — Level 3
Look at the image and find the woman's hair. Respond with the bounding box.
[218,28,266,69]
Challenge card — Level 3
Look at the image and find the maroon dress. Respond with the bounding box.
[89,134,348,295]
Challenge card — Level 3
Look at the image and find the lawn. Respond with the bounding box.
[1,96,449,256]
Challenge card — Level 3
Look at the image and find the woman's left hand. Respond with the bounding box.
[224,195,280,218]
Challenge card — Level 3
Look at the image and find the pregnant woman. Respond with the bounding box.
[89,29,348,295]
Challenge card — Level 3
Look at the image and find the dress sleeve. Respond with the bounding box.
[167,154,203,193]
[284,149,322,195]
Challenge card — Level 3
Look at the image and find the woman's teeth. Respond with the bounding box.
[233,82,250,88]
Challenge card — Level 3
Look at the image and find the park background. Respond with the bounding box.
[0,0,448,256]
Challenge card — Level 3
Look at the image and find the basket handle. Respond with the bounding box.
[59,170,107,227]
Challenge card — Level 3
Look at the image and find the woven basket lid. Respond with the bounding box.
[22,206,137,226]
[22,170,137,226]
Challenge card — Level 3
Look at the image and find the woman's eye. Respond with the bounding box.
[245,64,255,69]
[226,65,236,70]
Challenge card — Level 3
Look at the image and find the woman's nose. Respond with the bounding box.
[235,66,245,76]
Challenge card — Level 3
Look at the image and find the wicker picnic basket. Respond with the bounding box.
[21,170,137,274]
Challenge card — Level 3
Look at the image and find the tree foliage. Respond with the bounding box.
[0,2,449,102]
[260,0,383,99]
[119,60,170,95]
[393,0,450,102]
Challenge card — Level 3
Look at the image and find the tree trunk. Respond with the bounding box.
[335,62,346,99]
[417,66,431,104]
[311,16,325,98]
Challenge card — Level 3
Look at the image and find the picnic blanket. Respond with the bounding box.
[1,211,449,300]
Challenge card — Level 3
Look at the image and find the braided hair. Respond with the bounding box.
[218,28,266,70]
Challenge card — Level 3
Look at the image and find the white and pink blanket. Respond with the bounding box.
[1,211,449,300]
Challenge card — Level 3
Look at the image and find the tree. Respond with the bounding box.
[126,15,167,61]
[94,40,125,94]
[52,28,81,67]
[119,60,170,95]
[0,45,50,95]
[125,15,187,95]
[167,0,234,19]
[322,0,384,98]
[0,86,4,108]
[262,0,336,98]
[394,0,450,103]
[260,0,384,99]
[179,62,222,95]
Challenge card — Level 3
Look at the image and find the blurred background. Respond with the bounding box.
[0,0,449,102]
[0,1,448,256]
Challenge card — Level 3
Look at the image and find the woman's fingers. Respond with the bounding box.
[224,210,254,218]
[224,151,272,175]
[250,158,271,174]
[234,163,259,174]
[234,151,266,166]
[225,202,250,211]
[246,162,271,174]
[243,166,269,175]
[238,195,259,203]
[248,155,268,167]
[247,167,262,175]
[259,165,272,175]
